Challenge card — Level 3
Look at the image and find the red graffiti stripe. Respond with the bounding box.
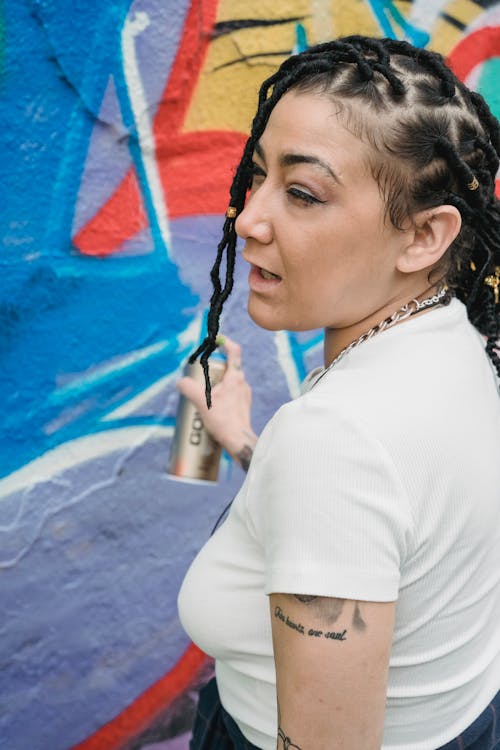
[74,129,245,255]
[74,0,246,256]
[70,643,209,750]
[447,25,500,82]
[447,25,500,197]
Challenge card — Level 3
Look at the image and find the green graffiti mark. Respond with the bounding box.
[478,57,500,123]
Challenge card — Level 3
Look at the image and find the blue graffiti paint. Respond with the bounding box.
[285,330,324,383]
[0,252,198,478]
[29,0,135,255]
[365,0,430,47]
[0,0,198,479]
[294,22,308,53]
[0,0,4,72]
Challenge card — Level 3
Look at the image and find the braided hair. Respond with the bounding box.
[191,35,500,405]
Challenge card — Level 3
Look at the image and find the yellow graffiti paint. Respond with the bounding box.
[444,0,483,27]
[429,18,465,55]
[329,0,382,39]
[429,0,485,55]
[184,0,309,133]
[183,0,489,135]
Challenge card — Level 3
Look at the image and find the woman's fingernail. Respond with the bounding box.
[216,335,225,347]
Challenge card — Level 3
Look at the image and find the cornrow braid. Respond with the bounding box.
[433,137,483,207]
[475,135,500,178]
[193,35,500,404]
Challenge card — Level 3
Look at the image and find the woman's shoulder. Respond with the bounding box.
[259,384,390,463]
[263,300,499,461]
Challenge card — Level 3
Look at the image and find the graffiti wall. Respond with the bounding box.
[1,1,499,748]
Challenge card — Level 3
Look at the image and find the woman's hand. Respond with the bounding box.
[176,336,258,472]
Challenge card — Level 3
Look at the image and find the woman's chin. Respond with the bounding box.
[247,301,317,333]
[247,298,283,331]
[247,307,282,331]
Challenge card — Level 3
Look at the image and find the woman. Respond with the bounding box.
[177,36,500,750]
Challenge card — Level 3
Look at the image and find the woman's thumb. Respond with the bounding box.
[176,376,205,411]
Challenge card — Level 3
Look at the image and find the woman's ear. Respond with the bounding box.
[396,205,462,274]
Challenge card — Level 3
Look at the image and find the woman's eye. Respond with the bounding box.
[250,163,266,187]
[287,187,323,206]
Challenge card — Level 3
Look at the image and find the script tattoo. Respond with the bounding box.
[236,444,253,472]
[274,605,347,641]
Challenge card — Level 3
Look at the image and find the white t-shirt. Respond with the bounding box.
[178,299,500,750]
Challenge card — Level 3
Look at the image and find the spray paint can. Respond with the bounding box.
[167,353,227,483]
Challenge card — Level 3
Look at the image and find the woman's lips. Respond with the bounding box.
[248,265,282,292]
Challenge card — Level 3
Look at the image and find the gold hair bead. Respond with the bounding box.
[226,206,237,219]
[484,266,500,305]
[467,176,479,191]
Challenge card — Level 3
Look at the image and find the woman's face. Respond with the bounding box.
[236,90,412,332]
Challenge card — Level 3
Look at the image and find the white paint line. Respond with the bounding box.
[408,0,448,30]
[54,340,170,398]
[0,426,173,501]
[102,372,177,419]
[311,0,334,44]
[122,11,172,253]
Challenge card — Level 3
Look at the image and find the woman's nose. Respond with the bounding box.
[235,190,273,245]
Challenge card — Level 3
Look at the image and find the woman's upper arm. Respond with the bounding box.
[270,592,396,750]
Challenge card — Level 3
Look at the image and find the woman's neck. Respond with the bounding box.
[323,285,444,367]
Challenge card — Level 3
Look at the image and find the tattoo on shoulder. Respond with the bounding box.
[293,594,345,625]
[353,601,367,631]
[236,444,253,472]
[291,595,367,632]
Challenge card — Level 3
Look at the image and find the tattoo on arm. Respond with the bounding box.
[235,429,257,472]
[278,726,303,750]
[277,700,303,750]
[274,605,347,641]
[353,601,367,631]
[274,600,368,749]
[290,595,367,633]
[236,444,253,472]
[293,594,345,624]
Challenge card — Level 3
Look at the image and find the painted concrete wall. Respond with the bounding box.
[1,1,499,749]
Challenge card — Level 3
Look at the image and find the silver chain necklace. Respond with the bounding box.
[312,287,451,389]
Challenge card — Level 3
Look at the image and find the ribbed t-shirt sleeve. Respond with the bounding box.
[246,394,413,602]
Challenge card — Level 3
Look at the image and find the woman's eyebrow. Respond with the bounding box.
[253,141,341,184]
[279,152,341,184]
